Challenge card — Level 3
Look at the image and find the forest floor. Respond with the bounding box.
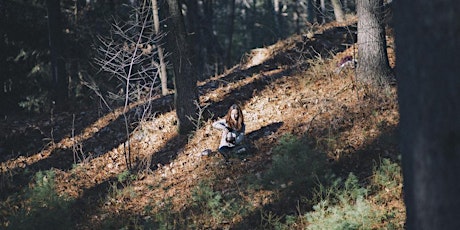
[0,18,404,229]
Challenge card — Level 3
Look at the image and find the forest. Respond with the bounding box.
[1,0,459,229]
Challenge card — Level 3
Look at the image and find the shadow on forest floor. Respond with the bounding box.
[0,23,365,229]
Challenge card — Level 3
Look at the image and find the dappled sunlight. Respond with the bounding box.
[87,22,400,228]
[0,103,134,174]
[1,17,404,229]
[200,68,287,109]
[53,110,177,192]
[245,48,272,69]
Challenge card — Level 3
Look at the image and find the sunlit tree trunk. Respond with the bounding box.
[395,0,460,229]
[319,0,326,23]
[151,0,168,96]
[166,0,198,134]
[293,1,301,34]
[356,0,391,86]
[46,0,68,109]
[331,0,345,22]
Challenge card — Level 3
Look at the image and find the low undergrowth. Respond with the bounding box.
[1,21,404,229]
[263,158,404,229]
[6,170,75,230]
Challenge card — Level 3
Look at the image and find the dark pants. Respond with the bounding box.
[218,146,233,159]
[218,145,247,159]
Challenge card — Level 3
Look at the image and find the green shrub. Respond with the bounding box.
[7,170,75,230]
[191,181,250,227]
[304,159,403,230]
[305,173,377,230]
[306,196,379,230]
[372,158,402,198]
[117,170,137,185]
[18,93,49,113]
[264,134,328,189]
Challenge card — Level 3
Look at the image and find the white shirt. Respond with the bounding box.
[212,119,245,148]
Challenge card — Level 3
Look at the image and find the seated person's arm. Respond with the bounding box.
[212,120,228,131]
[235,124,245,144]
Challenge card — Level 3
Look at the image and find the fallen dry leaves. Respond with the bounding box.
[1,18,403,229]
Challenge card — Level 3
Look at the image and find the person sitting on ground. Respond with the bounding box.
[212,104,246,158]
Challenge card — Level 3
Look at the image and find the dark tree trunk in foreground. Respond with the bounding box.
[166,0,198,135]
[46,0,67,108]
[356,0,391,86]
[395,0,460,229]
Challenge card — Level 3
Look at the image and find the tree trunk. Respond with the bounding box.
[331,0,345,22]
[320,0,326,24]
[343,0,355,13]
[166,0,198,135]
[315,0,326,24]
[395,0,460,229]
[225,0,236,67]
[356,0,391,86]
[201,0,214,65]
[184,0,203,79]
[273,0,281,34]
[201,0,225,69]
[46,0,67,109]
[293,1,301,34]
[249,0,257,48]
[307,0,316,23]
[151,0,169,96]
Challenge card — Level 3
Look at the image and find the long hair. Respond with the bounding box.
[225,104,244,131]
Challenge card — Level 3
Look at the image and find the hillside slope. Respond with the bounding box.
[0,19,403,229]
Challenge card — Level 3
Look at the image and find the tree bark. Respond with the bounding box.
[319,0,326,24]
[249,0,257,48]
[356,0,391,86]
[201,0,214,65]
[151,0,169,96]
[273,0,281,34]
[331,0,345,22]
[46,0,67,109]
[184,0,203,79]
[166,0,198,135]
[395,0,460,229]
[294,1,301,34]
[202,0,225,68]
[307,0,316,23]
[225,0,236,67]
